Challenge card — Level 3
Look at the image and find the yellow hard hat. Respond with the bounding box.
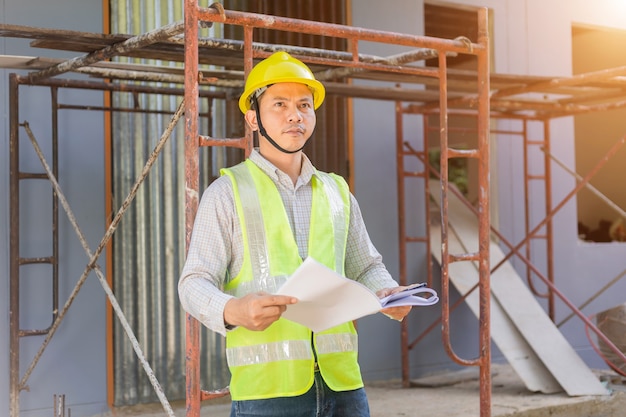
[238,51,325,113]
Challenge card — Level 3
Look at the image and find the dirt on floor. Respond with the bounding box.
[365,365,626,417]
[99,364,626,417]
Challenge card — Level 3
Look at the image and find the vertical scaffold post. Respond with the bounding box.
[183,1,200,417]
[476,7,492,417]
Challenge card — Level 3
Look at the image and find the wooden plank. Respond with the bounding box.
[431,222,563,394]
[431,181,609,396]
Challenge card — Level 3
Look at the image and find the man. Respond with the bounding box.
[178,51,412,417]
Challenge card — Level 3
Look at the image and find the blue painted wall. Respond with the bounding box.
[0,1,108,416]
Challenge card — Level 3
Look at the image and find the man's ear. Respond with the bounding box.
[244,109,258,131]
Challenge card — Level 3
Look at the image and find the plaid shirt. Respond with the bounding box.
[178,149,398,335]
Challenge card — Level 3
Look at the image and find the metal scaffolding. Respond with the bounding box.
[3,2,626,417]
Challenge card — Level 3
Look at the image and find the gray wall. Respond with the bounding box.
[0,1,108,416]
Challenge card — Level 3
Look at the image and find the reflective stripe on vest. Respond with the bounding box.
[226,333,358,367]
[220,160,363,400]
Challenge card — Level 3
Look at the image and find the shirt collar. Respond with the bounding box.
[249,148,317,185]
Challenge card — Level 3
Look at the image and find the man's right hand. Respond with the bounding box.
[224,292,298,331]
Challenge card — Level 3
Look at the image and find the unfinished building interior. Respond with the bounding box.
[4,2,626,417]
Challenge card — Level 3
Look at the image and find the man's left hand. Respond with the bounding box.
[376,286,413,321]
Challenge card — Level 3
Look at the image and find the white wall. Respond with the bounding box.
[494,0,626,368]
[352,0,626,382]
[0,1,108,416]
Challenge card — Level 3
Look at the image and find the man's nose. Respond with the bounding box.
[287,106,303,122]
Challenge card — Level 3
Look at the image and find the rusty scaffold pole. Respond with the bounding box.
[396,7,492,416]
[435,8,491,417]
[183,0,201,415]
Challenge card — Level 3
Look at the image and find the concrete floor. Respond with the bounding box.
[101,364,626,417]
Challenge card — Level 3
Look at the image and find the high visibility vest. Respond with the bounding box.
[221,159,363,401]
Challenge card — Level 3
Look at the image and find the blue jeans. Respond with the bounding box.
[230,371,370,417]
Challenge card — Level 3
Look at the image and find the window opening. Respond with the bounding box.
[573,24,626,243]
[424,2,480,201]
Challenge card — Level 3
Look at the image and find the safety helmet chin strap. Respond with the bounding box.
[252,94,307,155]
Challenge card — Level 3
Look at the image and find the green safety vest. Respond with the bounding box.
[221,159,363,401]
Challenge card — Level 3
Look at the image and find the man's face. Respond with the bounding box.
[249,82,316,153]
